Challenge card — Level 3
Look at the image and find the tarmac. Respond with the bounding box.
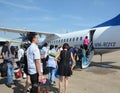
[0,51,120,93]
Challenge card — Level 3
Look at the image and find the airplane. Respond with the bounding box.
[0,37,21,46]
[0,14,120,68]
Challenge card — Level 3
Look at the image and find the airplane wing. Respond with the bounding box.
[0,27,60,42]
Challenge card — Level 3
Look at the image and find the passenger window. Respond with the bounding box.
[67,38,69,42]
[56,40,58,43]
[61,39,63,43]
[76,37,79,41]
[80,37,82,41]
[69,38,72,42]
[73,38,75,41]
[64,39,66,42]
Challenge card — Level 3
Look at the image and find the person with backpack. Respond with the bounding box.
[41,43,49,75]
[47,45,57,85]
[17,45,27,79]
[78,45,84,68]
[17,45,24,67]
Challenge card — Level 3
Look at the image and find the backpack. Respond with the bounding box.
[78,49,83,58]
[23,54,28,75]
[0,60,8,77]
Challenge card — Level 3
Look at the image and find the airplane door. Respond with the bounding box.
[89,29,96,43]
[89,29,96,50]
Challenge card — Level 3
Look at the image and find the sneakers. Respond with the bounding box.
[53,81,56,84]
[6,84,12,88]
[23,73,27,79]
[11,82,17,86]
[51,81,56,85]
[6,81,17,88]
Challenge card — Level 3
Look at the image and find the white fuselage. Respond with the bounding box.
[49,25,120,55]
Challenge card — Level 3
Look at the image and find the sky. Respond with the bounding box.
[0,0,120,39]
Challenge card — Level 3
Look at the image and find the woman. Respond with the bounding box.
[83,36,89,51]
[55,43,75,93]
[6,46,16,88]
[47,45,57,85]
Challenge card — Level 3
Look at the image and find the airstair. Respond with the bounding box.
[82,42,94,69]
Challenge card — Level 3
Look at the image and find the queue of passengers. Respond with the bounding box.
[0,32,89,93]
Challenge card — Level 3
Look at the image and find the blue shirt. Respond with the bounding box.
[69,48,76,55]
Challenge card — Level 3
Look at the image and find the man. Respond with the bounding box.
[0,41,9,77]
[42,43,49,58]
[18,45,27,79]
[27,32,42,93]
[1,41,16,87]
[17,45,24,67]
[69,47,77,67]
[41,43,49,74]
[18,45,24,61]
[1,41,9,59]
[78,45,84,68]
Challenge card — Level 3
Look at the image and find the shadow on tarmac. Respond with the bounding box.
[91,61,120,70]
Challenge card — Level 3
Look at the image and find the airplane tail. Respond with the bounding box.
[93,14,120,28]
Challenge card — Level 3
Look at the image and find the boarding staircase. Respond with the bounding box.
[82,42,94,69]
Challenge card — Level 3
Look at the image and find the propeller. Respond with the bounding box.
[19,33,28,41]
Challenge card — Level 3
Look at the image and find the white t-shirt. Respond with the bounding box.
[42,47,49,58]
[27,43,41,75]
[18,48,24,61]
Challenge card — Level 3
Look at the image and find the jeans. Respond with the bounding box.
[48,67,57,84]
[7,63,14,85]
[17,61,24,68]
